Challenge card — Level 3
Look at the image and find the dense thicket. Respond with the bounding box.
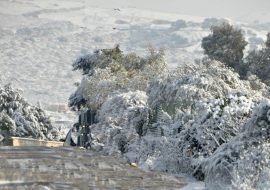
[145,60,268,177]
[70,33,270,188]
[85,61,269,182]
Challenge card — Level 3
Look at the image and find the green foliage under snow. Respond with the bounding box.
[69,46,167,110]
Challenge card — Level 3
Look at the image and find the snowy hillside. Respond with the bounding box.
[1,0,268,106]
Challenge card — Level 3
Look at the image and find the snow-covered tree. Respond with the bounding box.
[69,46,167,110]
[146,60,268,177]
[90,91,150,154]
[85,58,269,179]
[0,112,16,137]
[88,90,180,174]
[0,84,59,141]
[202,23,247,75]
[72,45,123,76]
[203,100,270,190]
[69,45,270,182]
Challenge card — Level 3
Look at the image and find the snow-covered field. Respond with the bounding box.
[1,0,270,189]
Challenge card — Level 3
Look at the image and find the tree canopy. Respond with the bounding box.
[202,23,247,73]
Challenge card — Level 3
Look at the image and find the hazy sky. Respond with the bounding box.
[88,0,270,23]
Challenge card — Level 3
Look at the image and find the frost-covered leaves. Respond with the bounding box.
[0,84,59,140]
[204,101,270,190]
[69,46,166,110]
[202,23,247,73]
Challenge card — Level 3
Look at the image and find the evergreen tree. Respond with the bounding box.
[0,84,59,141]
[202,23,247,73]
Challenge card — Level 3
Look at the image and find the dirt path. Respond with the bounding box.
[0,146,186,189]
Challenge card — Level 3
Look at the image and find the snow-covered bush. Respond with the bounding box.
[70,45,270,182]
[148,60,267,116]
[69,46,167,110]
[204,100,270,190]
[146,60,268,177]
[0,84,59,141]
[89,90,181,173]
[86,58,269,179]
[90,91,150,155]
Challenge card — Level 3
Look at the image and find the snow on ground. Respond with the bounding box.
[0,0,269,189]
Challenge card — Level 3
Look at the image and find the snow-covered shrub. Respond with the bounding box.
[89,90,182,173]
[146,60,268,177]
[90,91,150,155]
[70,45,270,181]
[148,60,267,114]
[69,46,167,110]
[204,101,270,190]
[88,59,269,179]
[0,84,59,141]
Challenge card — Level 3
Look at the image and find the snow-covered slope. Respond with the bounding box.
[1,0,268,106]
